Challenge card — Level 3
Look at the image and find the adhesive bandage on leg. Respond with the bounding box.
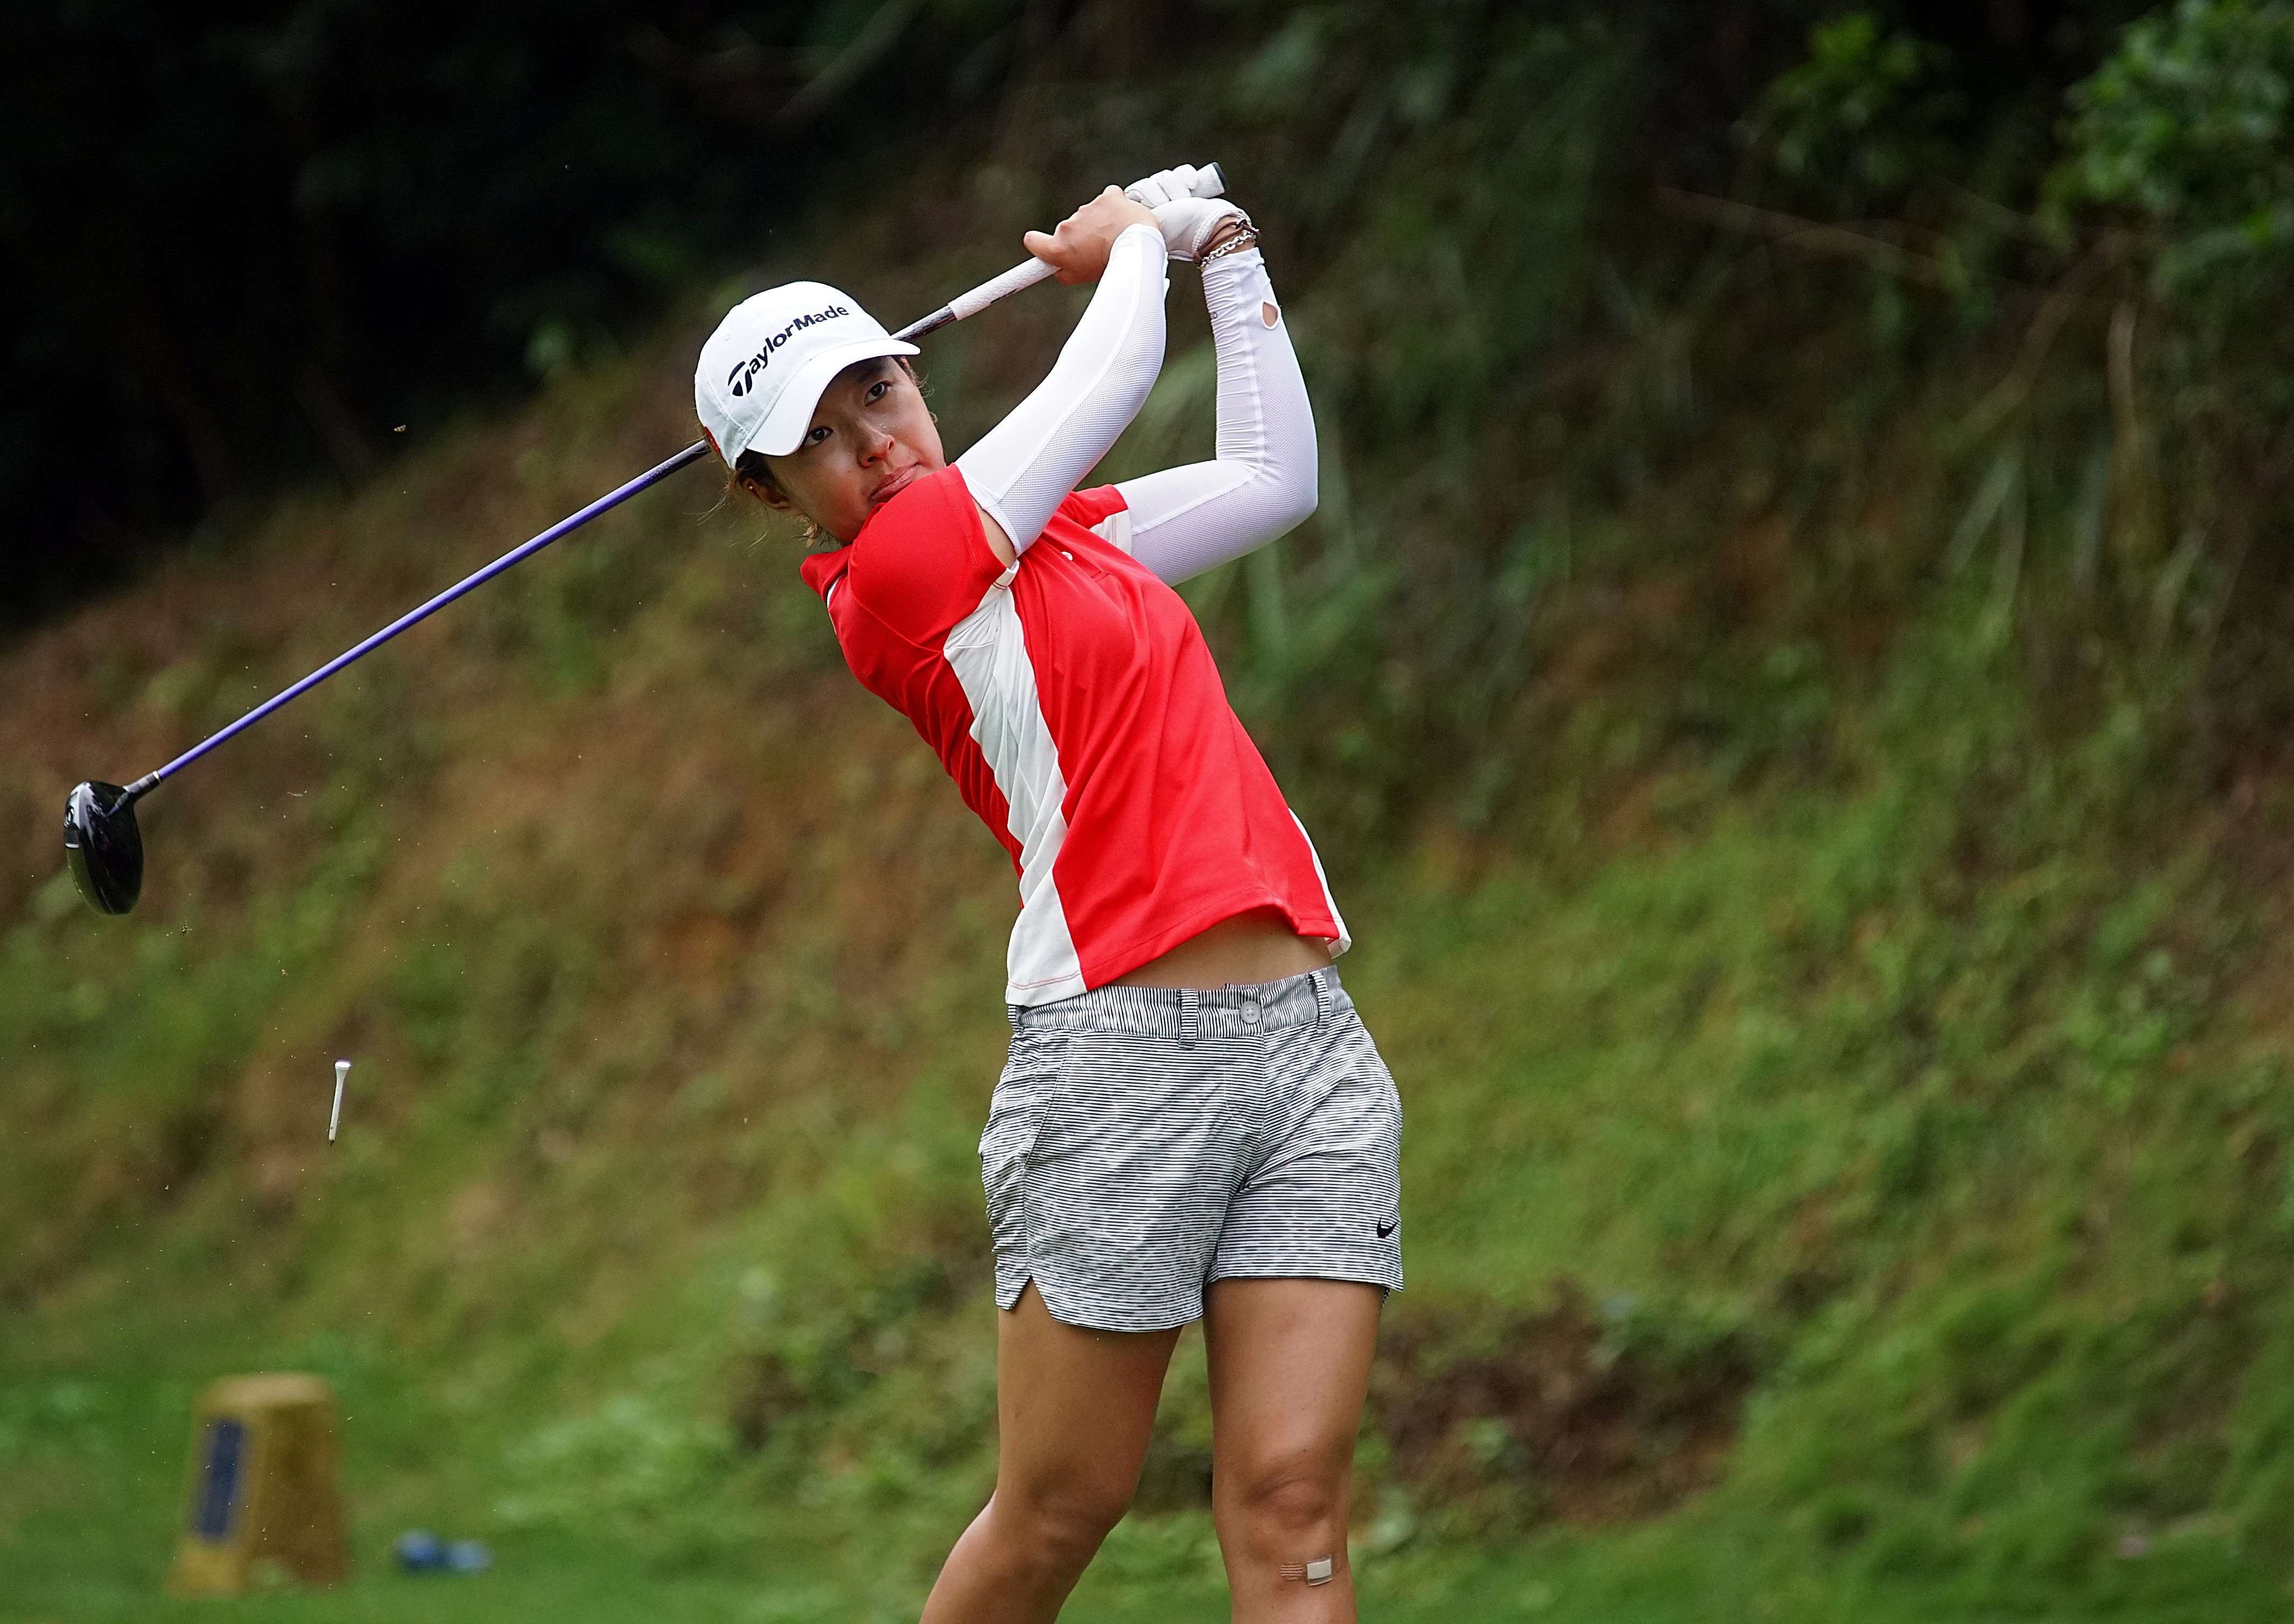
[1277,1556,1336,1585]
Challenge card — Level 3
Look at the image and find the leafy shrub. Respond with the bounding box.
[1745,13,1962,213]
[2050,0,2294,409]
[2052,0,2294,287]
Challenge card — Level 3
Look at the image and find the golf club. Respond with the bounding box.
[62,162,1228,917]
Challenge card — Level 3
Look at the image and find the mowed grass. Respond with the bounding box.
[7,1315,2282,1624]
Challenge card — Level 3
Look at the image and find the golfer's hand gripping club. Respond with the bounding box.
[892,160,1227,341]
[1125,164,1245,261]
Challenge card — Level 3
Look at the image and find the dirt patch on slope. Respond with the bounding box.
[1370,1282,1756,1525]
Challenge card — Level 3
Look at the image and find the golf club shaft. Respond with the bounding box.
[122,160,1227,800]
[125,439,711,800]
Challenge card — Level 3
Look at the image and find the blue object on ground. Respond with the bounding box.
[394,1530,446,1571]
[395,1529,492,1574]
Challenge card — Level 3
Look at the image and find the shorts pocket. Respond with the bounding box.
[981,1033,1059,1281]
[981,1102,1039,1233]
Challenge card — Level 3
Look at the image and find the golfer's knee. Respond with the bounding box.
[993,1477,1132,1572]
[1221,1450,1345,1552]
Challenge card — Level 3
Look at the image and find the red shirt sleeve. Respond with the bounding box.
[1060,485,1129,531]
[817,465,1008,645]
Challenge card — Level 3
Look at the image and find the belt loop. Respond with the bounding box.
[1008,1003,1024,1035]
[1179,988,1199,1048]
[1310,970,1325,1032]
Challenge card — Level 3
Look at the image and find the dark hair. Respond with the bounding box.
[731,446,779,497]
[729,449,822,547]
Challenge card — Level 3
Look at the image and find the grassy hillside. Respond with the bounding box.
[15,32,2294,1622]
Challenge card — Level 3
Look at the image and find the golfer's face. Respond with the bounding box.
[769,357,942,541]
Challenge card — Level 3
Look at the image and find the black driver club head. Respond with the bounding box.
[63,781,144,916]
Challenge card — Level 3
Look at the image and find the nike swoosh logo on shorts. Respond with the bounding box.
[1376,1217,1398,1238]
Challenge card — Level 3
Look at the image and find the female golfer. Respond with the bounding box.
[694,170,1402,1623]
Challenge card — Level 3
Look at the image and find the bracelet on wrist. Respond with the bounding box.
[1200,224,1260,261]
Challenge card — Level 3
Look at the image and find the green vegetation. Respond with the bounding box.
[14,3,2294,1619]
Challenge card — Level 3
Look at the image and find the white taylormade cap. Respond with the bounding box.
[694,281,918,465]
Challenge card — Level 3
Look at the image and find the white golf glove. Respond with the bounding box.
[1126,165,1247,262]
[1126,164,1215,208]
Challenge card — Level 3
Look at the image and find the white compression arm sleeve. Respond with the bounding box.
[956,223,1168,553]
[1112,246,1317,584]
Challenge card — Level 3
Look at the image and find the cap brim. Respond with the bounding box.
[734,337,923,461]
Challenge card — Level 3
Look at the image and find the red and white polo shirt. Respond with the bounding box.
[799,465,1348,1005]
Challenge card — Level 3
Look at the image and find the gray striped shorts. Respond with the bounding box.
[982,965,1403,1332]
